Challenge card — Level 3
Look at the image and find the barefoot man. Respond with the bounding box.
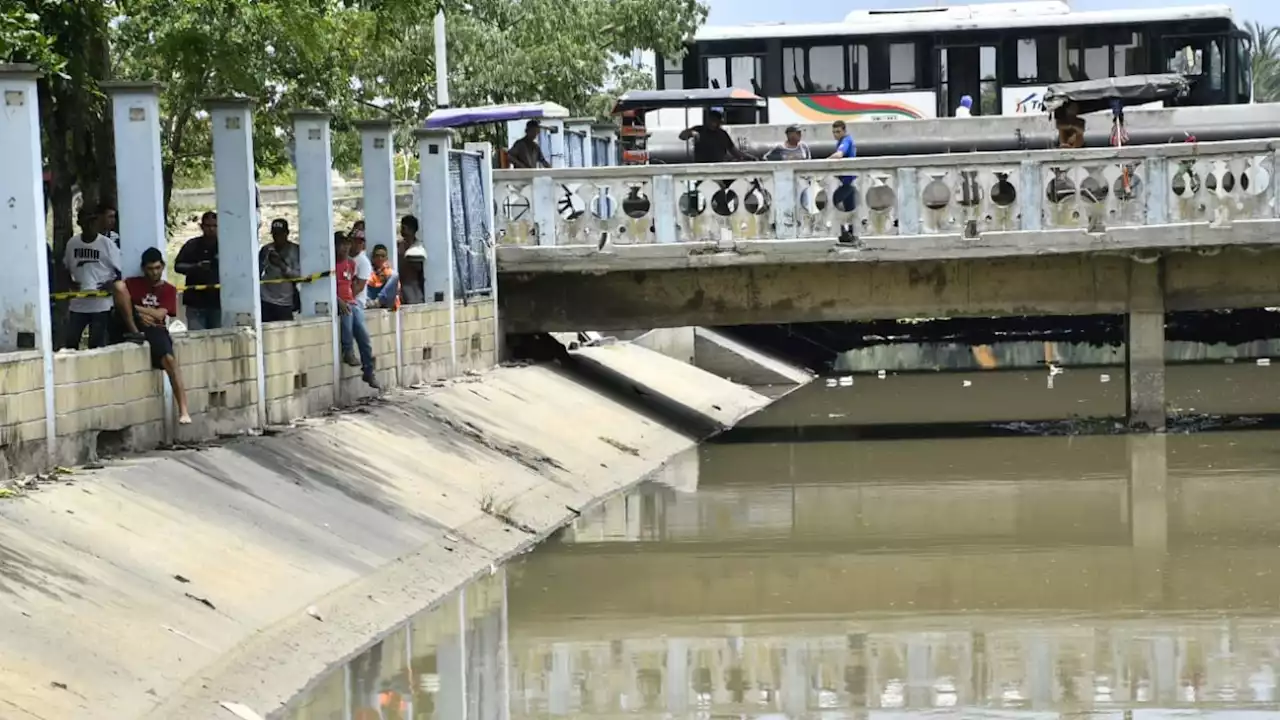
[124,248,191,424]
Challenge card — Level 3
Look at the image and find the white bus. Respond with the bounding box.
[654,1,1252,127]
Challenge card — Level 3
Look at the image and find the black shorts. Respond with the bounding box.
[134,310,174,369]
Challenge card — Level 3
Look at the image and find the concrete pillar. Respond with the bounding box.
[666,639,689,712]
[592,124,617,166]
[105,81,174,436]
[414,128,458,372]
[464,141,500,357]
[291,111,340,396]
[103,82,166,267]
[436,598,468,720]
[206,97,266,426]
[1126,258,1165,430]
[566,119,593,167]
[357,119,401,386]
[0,64,56,458]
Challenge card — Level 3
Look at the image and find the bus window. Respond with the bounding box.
[809,46,844,91]
[848,44,871,91]
[1167,37,1226,103]
[1083,37,1109,80]
[1016,38,1038,82]
[783,47,805,93]
[889,42,918,89]
[1237,34,1253,101]
[1112,32,1144,76]
[730,56,764,93]
[662,56,684,90]
[706,57,728,89]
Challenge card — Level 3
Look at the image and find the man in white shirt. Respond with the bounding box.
[955,95,974,118]
[62,204,143,349]
[342,221,378,374]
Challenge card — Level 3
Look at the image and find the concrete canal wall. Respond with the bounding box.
[0,340,784,720]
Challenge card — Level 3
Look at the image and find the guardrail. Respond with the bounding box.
[492,139,1280,247]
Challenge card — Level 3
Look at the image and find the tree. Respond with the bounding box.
[1248,22,1280,103]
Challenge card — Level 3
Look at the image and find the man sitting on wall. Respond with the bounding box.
[124,248,192,425]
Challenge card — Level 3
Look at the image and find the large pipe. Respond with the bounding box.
[645,122,1280,163]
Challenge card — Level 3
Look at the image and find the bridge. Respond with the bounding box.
[493,138,1280,428]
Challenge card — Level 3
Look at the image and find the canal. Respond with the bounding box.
[285,373,1280,718]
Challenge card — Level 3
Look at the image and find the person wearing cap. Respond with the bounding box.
[679,109,753,163]
[763,125,811,161]
[955,95,974,118]
[508,119,550,169]
[259,218,300,323]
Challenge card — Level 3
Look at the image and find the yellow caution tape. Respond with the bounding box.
[51,270,334,300]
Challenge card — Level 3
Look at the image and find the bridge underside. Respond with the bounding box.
[498,248,1280,333]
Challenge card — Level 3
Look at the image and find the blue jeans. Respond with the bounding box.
[365,273,400,307]
[340,301,374,375]
[186,307,222,331]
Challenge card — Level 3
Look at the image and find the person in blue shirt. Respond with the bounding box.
[828,120,857,209]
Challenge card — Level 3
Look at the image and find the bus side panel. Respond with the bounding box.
[768,92,937,124]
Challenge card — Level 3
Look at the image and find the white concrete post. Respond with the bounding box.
[566,119,593,167]
[103,82,167,267]
[415,128,458,372]
[206,97,266,427]
[464,141,500,358]
[104,81,174,438]
[1127,258,1165,430]
[0,64,56,459]
[356,119,401,387]
[290,110,340,396]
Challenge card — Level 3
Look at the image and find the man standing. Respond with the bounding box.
[259,218,300,322]
[955,95,974,118]
[334,232,378,389]
[507,120,550,169]
[124,248,191,425]
[63,204,144,349]
[763,126,811,161]
[397,215,426,305]
[679,110,754,163]
[174,211,221,330]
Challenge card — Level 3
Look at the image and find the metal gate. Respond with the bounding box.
[565,130,585,167]
[447,150,493,297]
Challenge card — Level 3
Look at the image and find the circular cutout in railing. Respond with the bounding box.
[502,192,530,221]
[831,183,857,213]
[1113,173,1141,202]
[1046,175,1075,204]
[1079,176,1108,204]
[991,175,1016,207]
[1172,167,1201,197]
[557,190,586,221]
[744,186,772,216]
[866,184,895,213]
[591,190,617,219]
[621,187,651,219]
[710,188,739,217]
[1221,171,1236,193]
[678,188,706,217]
[922,178,950,210]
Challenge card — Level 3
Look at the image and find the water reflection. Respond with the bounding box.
[506,433,1280,718]
[285,431,1280,718]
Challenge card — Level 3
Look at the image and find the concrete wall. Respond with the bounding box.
[0,298,500,480]
[0,350,773,720]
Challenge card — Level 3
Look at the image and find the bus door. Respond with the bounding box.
[936,43,1000,117]
[1162,33,1228,105]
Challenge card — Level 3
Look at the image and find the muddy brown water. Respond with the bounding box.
[286,377,1280,719]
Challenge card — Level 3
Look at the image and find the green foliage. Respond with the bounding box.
[0,3,62,73]
[1249,22,1280,103]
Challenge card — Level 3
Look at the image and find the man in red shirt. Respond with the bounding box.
[335,232,378,388]
[124,247,191,424]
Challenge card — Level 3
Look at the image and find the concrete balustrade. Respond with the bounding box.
[493,139,1280,249]
[0,64,499,479]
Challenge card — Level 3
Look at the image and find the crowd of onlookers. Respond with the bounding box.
[58,203,429,423]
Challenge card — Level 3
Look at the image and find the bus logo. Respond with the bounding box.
[1015,93,1044,114]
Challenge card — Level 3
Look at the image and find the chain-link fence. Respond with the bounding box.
[565,130,586,167]
[447,150,493,297]
[592,137,611,166]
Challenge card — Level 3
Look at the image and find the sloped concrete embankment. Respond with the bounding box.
[0,348,770,720]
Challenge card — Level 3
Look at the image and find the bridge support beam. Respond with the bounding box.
[1126,259,1165,431]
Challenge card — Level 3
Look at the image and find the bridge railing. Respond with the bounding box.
[492,139,1280,247]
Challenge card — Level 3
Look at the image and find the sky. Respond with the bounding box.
[704,0,1276,27]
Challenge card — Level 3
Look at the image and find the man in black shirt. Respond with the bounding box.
[174,211,221,330]
[507,120,550,169]
[678,110,754,163]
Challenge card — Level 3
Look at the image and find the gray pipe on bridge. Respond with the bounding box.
[645,123,1280,163]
